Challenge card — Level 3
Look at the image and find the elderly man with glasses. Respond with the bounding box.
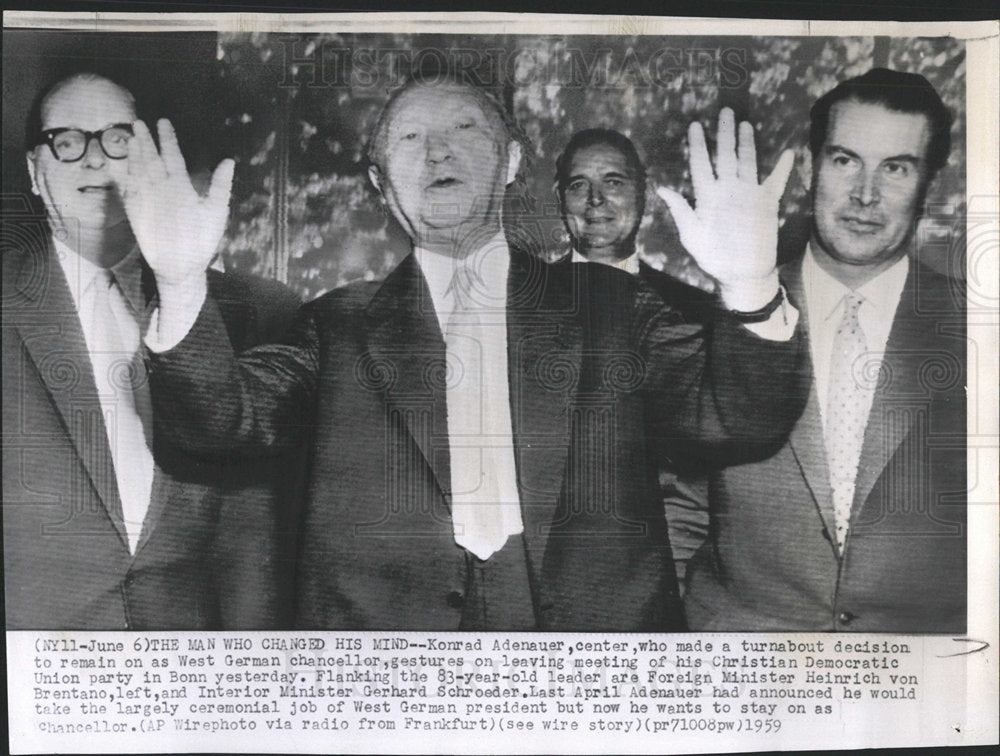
[3,72,302,630]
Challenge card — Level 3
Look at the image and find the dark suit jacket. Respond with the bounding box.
[150,248,809,631]
[636,261,713,586]
[3,240,300,629]
[685,258,967,632]
[637,260,715,324]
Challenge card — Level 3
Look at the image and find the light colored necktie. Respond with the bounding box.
[89,269,155,553]
[444,264,522,560]
[824,292,868,554]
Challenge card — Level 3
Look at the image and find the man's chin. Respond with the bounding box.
[420,216,466,230]
[580,238,631,256]
[418,212,497,235]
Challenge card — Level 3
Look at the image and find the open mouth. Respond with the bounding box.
[78,184,114,194]
[840,216,883,232]
[428,177,462,189]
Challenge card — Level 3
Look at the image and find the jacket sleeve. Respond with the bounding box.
[636,278,811,466]
[148,293,320,458]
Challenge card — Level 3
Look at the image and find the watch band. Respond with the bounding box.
[729,286,785,323]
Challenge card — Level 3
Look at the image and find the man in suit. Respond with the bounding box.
[3,72,301,629]
[140,74,807,630]
[553,127,713,587]
[684,68,967,632]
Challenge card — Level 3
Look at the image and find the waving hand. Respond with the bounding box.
[121,119,234,288]
[657,108,794,310]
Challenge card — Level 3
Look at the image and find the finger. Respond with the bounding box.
[686,121,714,198]
[716,108,737,180]
[206,158,236,213]
[122,120,152,202]
[762,149,796,201]
[129,120,165,181]
[656,186,698,239]
[157,119,189,178]
[127,119,152,176]
[737,121,757,181]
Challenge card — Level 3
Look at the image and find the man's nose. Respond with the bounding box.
[425,132,453,164]
[587,184,605,206]
[80,134,108,168]
[849,170,879,206]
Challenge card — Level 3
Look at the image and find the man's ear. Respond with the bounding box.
[367,165,383,195]
[553,179,569,215]
[26,151,40,196]
[505,140,522,186]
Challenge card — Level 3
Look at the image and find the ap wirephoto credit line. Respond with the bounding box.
[2,11,998,754]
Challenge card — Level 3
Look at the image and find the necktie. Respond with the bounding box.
[824,293,868,554]
[89,269,155,553]
[444,264,522,560]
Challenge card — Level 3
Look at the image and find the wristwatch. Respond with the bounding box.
[729,286,785,324]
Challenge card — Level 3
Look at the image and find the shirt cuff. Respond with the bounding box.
[144,275,208,353]
[740,285,799,341]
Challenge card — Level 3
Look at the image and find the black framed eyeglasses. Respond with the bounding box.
[38,124,134,162]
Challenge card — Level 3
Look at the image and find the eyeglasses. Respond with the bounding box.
[38,124,134,163]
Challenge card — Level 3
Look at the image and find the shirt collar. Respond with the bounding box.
[53,237,145,313]
[415,232,510,316]
[110,249,147,314]
[571,249,641,276]
[802,243,910,322]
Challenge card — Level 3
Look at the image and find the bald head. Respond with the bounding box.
[27,73,136,150]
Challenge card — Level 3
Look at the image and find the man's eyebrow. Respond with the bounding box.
[881,153,923,165]
[825,143,923,165]
[566,168,633,182]
[824,143,861,160]
[43,121,132,131]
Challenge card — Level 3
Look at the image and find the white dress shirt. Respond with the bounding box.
[55,239,156,553]
[415,235,523,560]
[801,245,910,437]
[570,249,640,275]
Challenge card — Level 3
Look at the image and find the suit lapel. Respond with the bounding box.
[782,260,839,552]
[851,266,921,514]
[364,254,452,499]
[788,390,839,548]
[9,243,130,548]
[129,260,175,557]
[132,467,170,556]
[361,250,583,587]
[507,253,583,558]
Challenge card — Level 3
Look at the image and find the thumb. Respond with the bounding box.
[207,158,235,211]
[656,186,698,238]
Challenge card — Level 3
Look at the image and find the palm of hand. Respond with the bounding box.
[657,108,794,297]
[121,119,234,287]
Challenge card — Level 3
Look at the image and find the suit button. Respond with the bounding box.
[445,591,465,609]
[838,611,855,625]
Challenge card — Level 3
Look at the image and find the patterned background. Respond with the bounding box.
[3,32,966,299]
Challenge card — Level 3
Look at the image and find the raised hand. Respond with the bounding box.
[657,108,794,310]
[121,119,234,288]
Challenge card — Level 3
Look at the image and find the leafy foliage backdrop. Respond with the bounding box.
[9,33,959,300]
